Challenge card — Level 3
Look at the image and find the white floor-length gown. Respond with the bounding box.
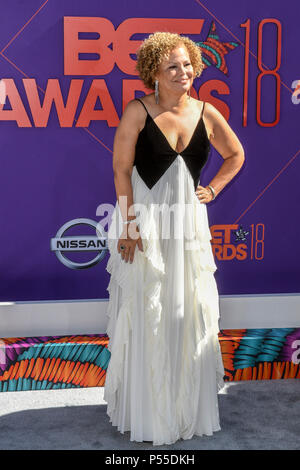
[103,98,226,446]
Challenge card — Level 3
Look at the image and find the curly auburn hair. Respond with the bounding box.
[135,32,204,90]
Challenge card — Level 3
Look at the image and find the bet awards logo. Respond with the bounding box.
[50,218,108,269]
[211,223,265,261]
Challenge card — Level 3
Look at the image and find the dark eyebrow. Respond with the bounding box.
[168,60,191,65]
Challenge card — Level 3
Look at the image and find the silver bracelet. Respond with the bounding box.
[123,217,137,225]
[207,184,216,200]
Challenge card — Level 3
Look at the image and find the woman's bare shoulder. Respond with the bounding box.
[118,97,150,135]
[201,101,225,138]
[202,101,225,122]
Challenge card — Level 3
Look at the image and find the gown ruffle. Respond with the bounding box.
[103,154,226,446]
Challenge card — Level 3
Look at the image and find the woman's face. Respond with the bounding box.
[155,45,194,97]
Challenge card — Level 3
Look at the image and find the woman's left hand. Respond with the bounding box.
[195,185,214,204]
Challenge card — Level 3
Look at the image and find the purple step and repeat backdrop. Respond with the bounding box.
[0,0,299,302]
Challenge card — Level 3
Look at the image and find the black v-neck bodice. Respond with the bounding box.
[133,98,211,191]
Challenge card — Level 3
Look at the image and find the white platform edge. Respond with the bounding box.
[0,293,299,338]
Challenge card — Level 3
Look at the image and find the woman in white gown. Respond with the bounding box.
[103,32,245,446]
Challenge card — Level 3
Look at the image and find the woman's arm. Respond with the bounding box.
[204,102,245,197]
[112,100,144,226]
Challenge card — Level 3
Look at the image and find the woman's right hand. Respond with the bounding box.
[117,221,144,264]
